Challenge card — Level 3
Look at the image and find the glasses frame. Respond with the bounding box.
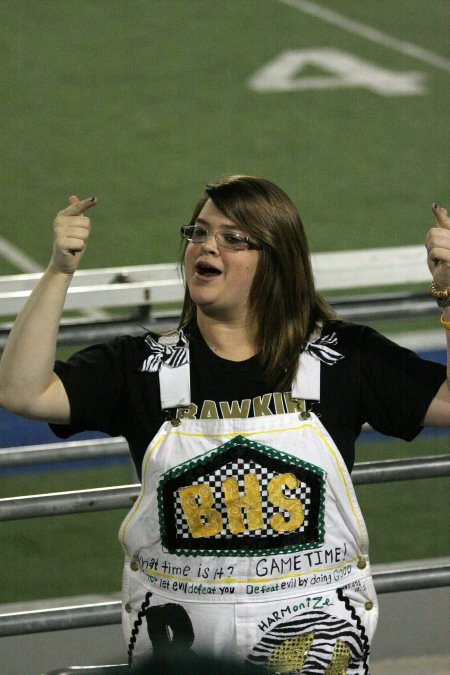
[180,225,261,251]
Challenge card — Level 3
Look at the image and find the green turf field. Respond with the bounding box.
[1,0,448,272]
[1,0,449,603]
[1,434,448,604]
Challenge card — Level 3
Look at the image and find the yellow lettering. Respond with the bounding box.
[178,484,222,537]
[268,633,349,674]
[253,393,272,416]
[268,473,304,531]
[273,392,286,414]
[176,403,197,419]
[199,400,219,419]
[283,392,305,413]
[222,473,263,534]
[325,639,350,674]
[219,399,251,418]
[268,632,314,672]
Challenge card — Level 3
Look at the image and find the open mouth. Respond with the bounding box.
[195,260,222,277]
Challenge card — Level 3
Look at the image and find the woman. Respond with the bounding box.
[1,176,449,673]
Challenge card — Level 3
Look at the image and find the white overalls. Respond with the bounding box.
[119,332,378,673]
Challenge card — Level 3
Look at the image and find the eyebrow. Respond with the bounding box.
[194,217,240,229]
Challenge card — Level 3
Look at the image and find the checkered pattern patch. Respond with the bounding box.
[174,457,311,540]
[158,435,326,555]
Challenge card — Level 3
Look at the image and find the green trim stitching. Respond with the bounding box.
[158,435,326,557]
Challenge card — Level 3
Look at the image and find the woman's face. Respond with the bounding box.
[184,199,260,322]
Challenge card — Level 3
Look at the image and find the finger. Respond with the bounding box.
[66,231,89,256]
[60,195,97,217]
[428,247,450,265]
[57,223,91,256]
[425,228,450,248]
[432,203,450,229]
[65,240,87,255]
[426,243,450,268]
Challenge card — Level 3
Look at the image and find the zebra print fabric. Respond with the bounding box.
[141,331,189,372]
[247,605,369,673]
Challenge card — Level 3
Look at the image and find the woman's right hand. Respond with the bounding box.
[51,195,97,274]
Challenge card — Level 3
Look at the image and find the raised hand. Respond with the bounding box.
[426,203,450,290]
[52,195,97,274]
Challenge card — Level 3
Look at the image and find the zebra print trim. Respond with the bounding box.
[247,592,371,673]
[336,587,371,675]
[141,331,189,372]
[127,590,152,668]
[305,332,345,366]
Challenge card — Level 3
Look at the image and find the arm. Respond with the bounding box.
[0,195,97,423]
[423,203,450,426]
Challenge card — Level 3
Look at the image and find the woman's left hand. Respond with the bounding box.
[426,203,450,289]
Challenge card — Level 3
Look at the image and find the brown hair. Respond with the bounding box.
[179,175,338,390]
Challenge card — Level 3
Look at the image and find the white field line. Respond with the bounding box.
[0,236,43,273]
[0,237,107,319]
[276,0,450,72]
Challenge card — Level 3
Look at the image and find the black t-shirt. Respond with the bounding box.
[51,321,446,477]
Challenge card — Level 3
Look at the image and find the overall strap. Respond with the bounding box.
[157,328,323,409]
[291,349,321,401]
[291,326,322,402]
[158,333,191,410]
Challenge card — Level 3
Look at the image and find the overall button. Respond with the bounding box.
[365,601,374,611]
[357,558,367,570]
[124,602,132,613]
[170,418,181,427]
[130,560,139,572]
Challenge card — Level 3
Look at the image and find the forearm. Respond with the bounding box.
[0,264,72,413]
[423,203,450,424]
[0,195,96,420]
[443,305,450,388]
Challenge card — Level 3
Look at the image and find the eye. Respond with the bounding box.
[192,226,208,240]
[222,232,246,245]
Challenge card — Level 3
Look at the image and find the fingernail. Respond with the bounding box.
[90,196,96,204]
[433,202,439,209]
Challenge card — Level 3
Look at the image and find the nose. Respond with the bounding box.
[200,233,220,254]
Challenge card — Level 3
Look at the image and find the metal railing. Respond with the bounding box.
[0,290,440,351]
[1,445,449,637]
[0,246,438,350]
[1,559,449,637]
[1,453,450,521]
[2,435,449,472]
[0,437,129,468]
[1,249,448,647]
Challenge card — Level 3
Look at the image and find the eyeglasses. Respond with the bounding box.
[180,225,260,251]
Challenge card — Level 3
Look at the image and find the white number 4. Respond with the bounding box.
[248,48,426,96]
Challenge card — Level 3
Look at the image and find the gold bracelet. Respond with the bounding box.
[430,282,450,308]
[440,313,450,330]
[430,282,450,299]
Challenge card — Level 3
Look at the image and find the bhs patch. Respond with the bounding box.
[158,435,326,557]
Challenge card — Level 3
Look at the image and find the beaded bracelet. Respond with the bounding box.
[430,282,450,308]
[430,281,450,297]
[440,313,450,330]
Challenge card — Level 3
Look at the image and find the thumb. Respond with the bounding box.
[432,202,450,229]
[61,195,98,216]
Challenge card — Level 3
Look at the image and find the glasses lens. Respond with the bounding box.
[217,233,248,250]
[191,226,208,242]
[181,226,196,241]
[181,225,257,250]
